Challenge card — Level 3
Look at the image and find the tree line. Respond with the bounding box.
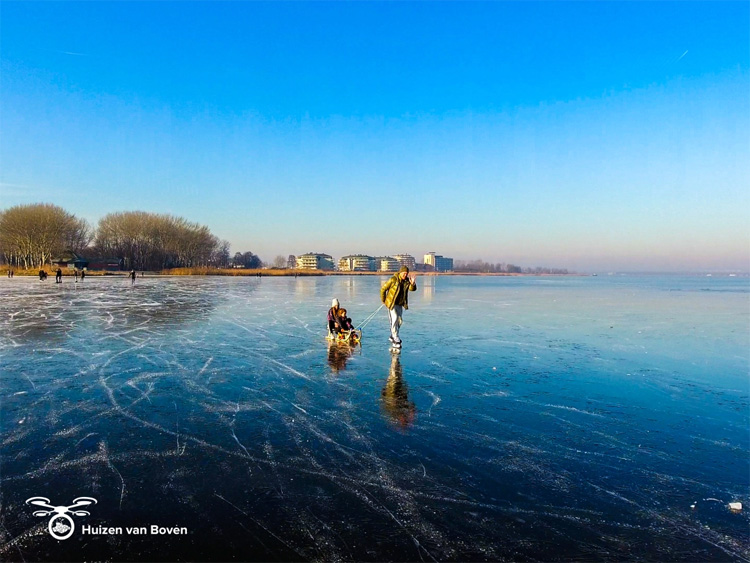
[0,204,91,269]
[0,203,249,271]
[453,259,569,275]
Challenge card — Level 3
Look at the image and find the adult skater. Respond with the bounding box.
[130,269,137,285]
[55,268,63,283]
[380,266,417,349]
[81,269,85,281]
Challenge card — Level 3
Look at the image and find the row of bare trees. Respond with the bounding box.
[0,204,234,270]
[0,204,92,269]
[95,211,231,270]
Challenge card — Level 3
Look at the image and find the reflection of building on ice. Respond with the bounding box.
[293,277,316,300]
[380,353,416,429]
[421,276,435,302]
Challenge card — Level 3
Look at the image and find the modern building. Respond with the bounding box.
[377,257,400,272]
[424,252,454,272]
[296,253,334,270]
[392,254,416,270]
[339,255,376,271]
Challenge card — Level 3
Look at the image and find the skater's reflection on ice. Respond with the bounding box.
[380,352,416,430]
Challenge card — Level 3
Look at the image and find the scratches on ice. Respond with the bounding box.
[1,277,748,562]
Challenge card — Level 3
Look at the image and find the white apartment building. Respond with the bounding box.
[296,253,335,270]
[377,257,400,272]
[339,255,376,271]
[392,254,416,270]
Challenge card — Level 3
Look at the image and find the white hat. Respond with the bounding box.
[332,298,339,307]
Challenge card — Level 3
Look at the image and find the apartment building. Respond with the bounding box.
[296,253,335,270]
[391,254,416,270]
[424,252,454,272]
[339,255,376,271]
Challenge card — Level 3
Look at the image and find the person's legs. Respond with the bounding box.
[388,305,403,343]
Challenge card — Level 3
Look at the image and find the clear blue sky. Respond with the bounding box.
[1,1,748,272]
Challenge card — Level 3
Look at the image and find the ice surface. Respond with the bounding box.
[1,274,748,561]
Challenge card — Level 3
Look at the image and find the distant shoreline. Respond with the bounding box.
[150,268,583,277]
[0,266,580,277]
[3,267,745,277]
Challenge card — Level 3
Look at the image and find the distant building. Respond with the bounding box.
[87,258,122,271]
[437,256,453,272]
[296,253,334,270]
[377,257,400,272]
[339,255,376,271]
[52,252,88,270]
[424,252,454,272]
[392,254,416,270]
[52,252,120,271]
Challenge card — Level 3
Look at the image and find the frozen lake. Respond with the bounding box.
[1,274,748,561]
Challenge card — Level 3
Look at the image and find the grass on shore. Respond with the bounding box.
[2,265,562,277]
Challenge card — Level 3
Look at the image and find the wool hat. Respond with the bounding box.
[399,266,409,273]
[332,298,339,307]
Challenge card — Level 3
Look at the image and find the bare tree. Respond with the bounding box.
[211,239,231,268]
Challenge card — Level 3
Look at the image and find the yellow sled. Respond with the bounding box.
[326,329,361,345]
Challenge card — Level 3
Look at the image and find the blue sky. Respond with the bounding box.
[1,1,748,272]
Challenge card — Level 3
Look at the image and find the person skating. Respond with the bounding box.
[380,266,417,349]
[130,269,136,285]
[55,268,63,283]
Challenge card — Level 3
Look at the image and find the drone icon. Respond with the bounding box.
[26,497,97,540]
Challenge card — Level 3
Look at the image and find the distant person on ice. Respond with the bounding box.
[130,269,136,285]
[55,268,63,283]
[380,266,417,349]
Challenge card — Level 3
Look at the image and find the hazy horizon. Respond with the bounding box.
[1,2,748,273]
